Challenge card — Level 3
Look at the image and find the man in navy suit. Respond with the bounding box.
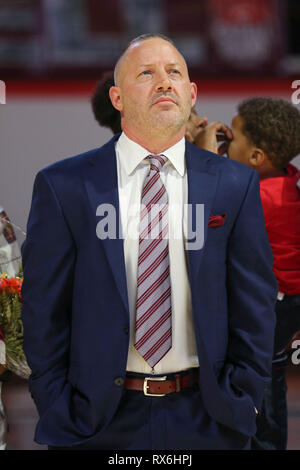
[21,34,277,450]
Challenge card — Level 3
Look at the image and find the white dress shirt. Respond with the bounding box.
[116,132,199,375]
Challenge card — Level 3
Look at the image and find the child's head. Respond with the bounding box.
[91,72,122,135]
[227,97,300,176]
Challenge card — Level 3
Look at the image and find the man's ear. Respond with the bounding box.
[109,86,123,112]
[249,148,266,168]
[190,82,197,108]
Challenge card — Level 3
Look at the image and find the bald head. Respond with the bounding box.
[114,34,181,87]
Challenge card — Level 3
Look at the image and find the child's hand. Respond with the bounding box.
[193,121,233,155]
[186,116,208,144]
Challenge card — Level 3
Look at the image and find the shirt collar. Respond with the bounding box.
[116,131,186,176]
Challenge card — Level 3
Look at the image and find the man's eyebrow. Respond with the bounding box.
[138,64,155,68]
[166,63,182,67]
[138,62,183,68]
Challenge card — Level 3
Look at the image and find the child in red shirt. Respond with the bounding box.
[190,97,300,450]
[259,163,300,297]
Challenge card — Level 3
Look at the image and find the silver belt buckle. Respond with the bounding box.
[143,376,167,397]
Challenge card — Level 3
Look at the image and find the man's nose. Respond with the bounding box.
[155,72,173,93]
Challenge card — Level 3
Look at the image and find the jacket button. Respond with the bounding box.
[123,325,129,334]
[114,377,124,387]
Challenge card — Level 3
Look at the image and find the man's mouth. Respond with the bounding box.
[152,96,177,106]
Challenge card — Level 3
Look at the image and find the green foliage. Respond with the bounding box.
[0,283,26,362]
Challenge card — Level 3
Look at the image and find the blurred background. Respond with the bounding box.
[0,0,300,450]
[0,0,299,79]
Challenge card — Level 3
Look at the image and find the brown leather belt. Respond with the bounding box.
[124,369,199,397]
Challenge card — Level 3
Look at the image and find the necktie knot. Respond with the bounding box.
[146,154,167,173]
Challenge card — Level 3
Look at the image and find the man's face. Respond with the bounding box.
[227,114,254,166]
[112,38,197,137]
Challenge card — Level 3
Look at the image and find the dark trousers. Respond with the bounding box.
[252,294,300,450]
[49,371,250,450]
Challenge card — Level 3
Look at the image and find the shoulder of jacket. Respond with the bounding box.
[187,142,256,185]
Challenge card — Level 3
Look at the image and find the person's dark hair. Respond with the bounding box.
[91,72,121,134]
[238,97,300,169]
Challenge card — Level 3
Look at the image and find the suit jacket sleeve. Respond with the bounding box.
[21,170,75,417]
[223,169,277,412]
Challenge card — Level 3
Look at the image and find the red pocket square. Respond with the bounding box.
[208,212,226,227]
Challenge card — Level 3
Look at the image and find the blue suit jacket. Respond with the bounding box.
[21,136,277,447]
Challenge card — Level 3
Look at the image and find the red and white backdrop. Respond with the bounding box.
[0,0,287,78]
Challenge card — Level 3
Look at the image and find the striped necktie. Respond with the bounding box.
[134,154,172,368]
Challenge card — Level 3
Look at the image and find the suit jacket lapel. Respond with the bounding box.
[185,141,219,280]
[83,135,129,315]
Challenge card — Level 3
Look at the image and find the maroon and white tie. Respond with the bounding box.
[134,154,172,368]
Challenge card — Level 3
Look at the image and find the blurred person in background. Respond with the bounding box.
[21,34,277,450]
[0,332,6,451]
[0,207,22,278]
[191,98,300,450]
[0,208,22,450]
[185,107,208,144]
[91,71,122,135]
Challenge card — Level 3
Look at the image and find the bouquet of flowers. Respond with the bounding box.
[0,273,31,379]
